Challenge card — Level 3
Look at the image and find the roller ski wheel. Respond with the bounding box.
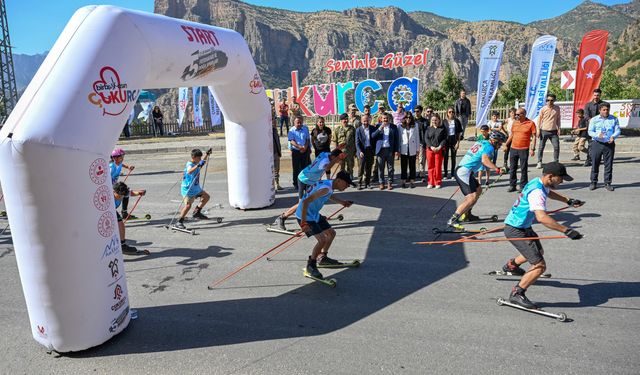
[303,269,337,288]
[486,270,552,278]
[0,211,5,217]
[496,297,569,322]
[127,214,151,221]
[216,217,223,223]
[165,224,196,235]
[329,214,344,221]
[317,259,361,269]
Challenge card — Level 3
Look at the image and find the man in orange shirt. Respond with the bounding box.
[536,93,561,168]
[504,108,537,192]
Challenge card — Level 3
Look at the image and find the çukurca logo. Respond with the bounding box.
[88,66,138,116]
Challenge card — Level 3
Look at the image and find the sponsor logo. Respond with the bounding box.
[108,306,129,333]
[93,185,112,211]
[36,325,47,338]
[89,158,108,185]
[114,284,123,300]
[181,25,220,46]
[87,66,138,116]
[249,73,264,94]
[102,235,121,259]
[108,258,119,278]
[181,48,228,81]
[489,45,498,56]
[97,211,116,238]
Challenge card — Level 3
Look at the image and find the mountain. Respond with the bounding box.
[13,52,47,91]
[529,1,637,43]
[608,19,640,85]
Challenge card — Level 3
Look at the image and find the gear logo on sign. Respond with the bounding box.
[93,185,112,211]
[392,85,413,107]
[98,211,115,238]
[89,158,108,185]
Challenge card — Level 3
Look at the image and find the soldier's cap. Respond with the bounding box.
[339,113,349,120]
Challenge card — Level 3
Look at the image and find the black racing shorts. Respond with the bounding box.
[296,215,331,237]
[504,224,544,265]
[454,166,480,196]
[116,211,123,222]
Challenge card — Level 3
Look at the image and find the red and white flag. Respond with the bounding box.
[572,30,608,128]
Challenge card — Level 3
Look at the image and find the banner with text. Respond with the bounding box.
[178,87,188,127]
[524,35,557,122]
[207,86,222,127]
[475,41,504,127]
[192,86,203,127]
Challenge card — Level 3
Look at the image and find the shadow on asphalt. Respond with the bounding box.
[530,279,640,311]
[67,191,469,356]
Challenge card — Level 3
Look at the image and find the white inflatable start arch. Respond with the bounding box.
[0,6,273,352]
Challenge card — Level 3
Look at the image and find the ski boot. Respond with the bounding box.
[273,215,287,231]
[461,212,480,222]
[122,243,142,255]
[193,208,209,220]
[509,285,538,309]
[447,214,465,231]
[317,254,342,267]
[173,221,187,230]
[502,258,526,276]
[122,211,138,220]
[304,257,324,279]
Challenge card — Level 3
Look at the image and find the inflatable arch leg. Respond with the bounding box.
[0,6,272,352]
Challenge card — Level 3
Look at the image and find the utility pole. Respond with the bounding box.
[0,0,18,125]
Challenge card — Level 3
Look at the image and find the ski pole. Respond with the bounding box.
[207,229,305,290]
[414,235,568,245]
[123,193,143,223]
[479,172,504,198]
[122,168,133,183]
[432,187,460,219]
[265,205,348,261]
[441,205,573,247]
[200,148,212,189]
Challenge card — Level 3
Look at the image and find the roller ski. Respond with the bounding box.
[192,209,223,223]
[432,227,487,235]
[166,221,196,235]
[121,243,150,256]
[316,255,360,269]
[328,214,344,221]
[486,270,551,278]
[496,297,568,322]
[459,212,499,223]
[265,215,299,236]
[303,260,336,287]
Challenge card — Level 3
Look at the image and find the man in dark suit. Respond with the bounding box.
[356,114,377,189]
[372,112,400,190]
[454,90,472,130]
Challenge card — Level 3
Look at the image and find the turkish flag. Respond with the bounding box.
[572,30,608,128]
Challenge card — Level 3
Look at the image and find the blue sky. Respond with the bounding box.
[7,0,630,55]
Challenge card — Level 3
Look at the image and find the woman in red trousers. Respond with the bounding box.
[425,113,447,189]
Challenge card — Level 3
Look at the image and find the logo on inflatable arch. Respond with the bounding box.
[93,185,112,211]
[250,73,264,94]
[102,235,121,260]
[108,258,119,278]
[89,158,108,185]
[108,306,129,333]
[181,25,220,46]
[87,66,138,117]
[36,325,47,338]
[97,211,116,238]
[181,48,228,81]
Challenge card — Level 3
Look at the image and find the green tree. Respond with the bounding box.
[495,75,527,107]
[422,64,464,110]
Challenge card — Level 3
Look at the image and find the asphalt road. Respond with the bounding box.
[1,151,638,374]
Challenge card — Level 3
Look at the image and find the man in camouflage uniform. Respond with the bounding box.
[332,113,357,178]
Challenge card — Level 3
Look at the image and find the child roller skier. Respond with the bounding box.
[113,182,148,255]
[297,171,355,279]
[500,162,584,309]
[173,148,212,230]
[110,148,136,219]
[447,131,507,230]
[273,148,346,231]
